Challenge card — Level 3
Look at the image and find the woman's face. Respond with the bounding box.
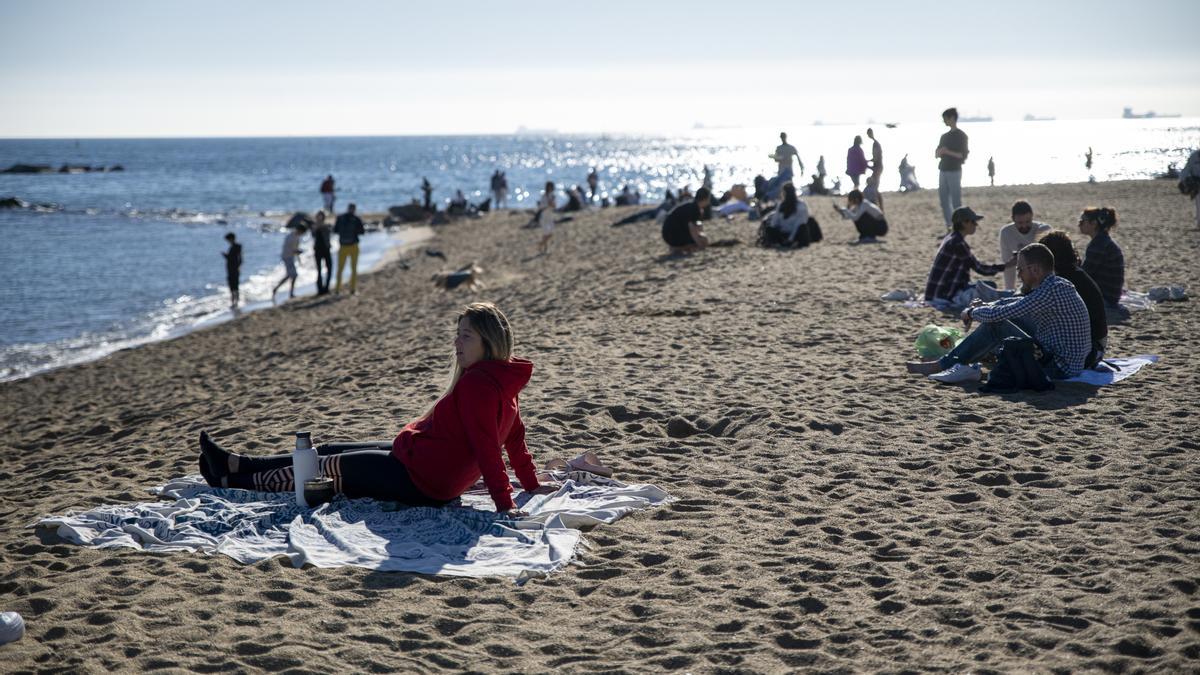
[455,317,486,369]
[1078,215,1096,237]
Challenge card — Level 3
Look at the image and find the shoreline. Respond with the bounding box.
[0,221,435,384]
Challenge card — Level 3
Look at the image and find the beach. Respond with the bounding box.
[2,179,1197,671]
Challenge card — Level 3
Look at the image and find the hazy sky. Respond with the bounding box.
[2,0,1198,137]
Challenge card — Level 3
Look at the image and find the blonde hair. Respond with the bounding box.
[421,302,515,420]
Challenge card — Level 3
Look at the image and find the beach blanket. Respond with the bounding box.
[34,471,669,582]
[1062,355,1158,386]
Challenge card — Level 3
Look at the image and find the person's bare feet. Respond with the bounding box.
[905,360,946,375]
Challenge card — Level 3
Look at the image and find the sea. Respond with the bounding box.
[2,118,1197,382]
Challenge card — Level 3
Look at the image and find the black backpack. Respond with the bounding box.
[980,336,1054,394]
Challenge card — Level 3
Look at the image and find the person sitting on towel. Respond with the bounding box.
[198,303,558,515]
[1038,230,1108,368]
[1077,206,1126,321]
[923,206,1014,304]
[832,189,887,242]
[907,243,1091,383]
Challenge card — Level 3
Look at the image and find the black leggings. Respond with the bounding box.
[227,442,447,506]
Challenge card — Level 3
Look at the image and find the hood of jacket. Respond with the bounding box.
[463,357,532,399]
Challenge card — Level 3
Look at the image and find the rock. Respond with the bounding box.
[58,164,95,173]
[285,212,315,230]
[388,203,428,223]
[108,164,125,171]
[0,197,27,209]
[1,163,53,174]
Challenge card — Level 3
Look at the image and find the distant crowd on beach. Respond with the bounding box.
[223,109,1199,395]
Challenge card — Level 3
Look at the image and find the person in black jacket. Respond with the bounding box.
[222,233,242,308]
[1039,230,1108,367]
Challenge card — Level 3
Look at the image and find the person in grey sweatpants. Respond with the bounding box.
[935,107,969,230]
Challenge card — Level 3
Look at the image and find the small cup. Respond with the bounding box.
[303,478,335,507]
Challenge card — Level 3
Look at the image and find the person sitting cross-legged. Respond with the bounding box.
[907,243,1091,383]
[923,206,1014,307]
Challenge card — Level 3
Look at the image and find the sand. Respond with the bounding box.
[2,180,1198,672]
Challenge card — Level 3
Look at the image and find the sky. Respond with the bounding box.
[1,0,1198,138]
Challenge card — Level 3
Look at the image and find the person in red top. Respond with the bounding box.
[198,302,557,514]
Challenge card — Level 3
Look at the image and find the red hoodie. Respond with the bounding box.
[391,358,539,511]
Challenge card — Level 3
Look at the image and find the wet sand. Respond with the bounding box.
[2,180,1198,672]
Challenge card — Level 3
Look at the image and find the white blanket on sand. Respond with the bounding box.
[1062,355,1158,386]
[35,471,669,582]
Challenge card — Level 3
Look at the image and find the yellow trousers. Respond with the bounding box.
[336,244,360,293]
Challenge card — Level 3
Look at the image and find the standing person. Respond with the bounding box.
[768,132,803,200]
[497,172,508,209]
[923,206,1012,305]
[1085,147,1094,172]
[867,128,883,176]
[1179,148,1200,227]
[987,156,995,186]
[935,107,969,230]
[846,136,868,190]
[271,223,306,303]
[586,168,599,202]
[1078,207,1125,316]
[817,155,827,179]
[320,175,336,214]
[334,203,365,295]
[222,233,242,309]
[198,302,559,514]
[865,128,885,211]
[997,200,1050,290]
[421,177,433,211]
[311,210,333,295]
[491,170,508,209]
[537,182,556,256]
[661,187,712,255]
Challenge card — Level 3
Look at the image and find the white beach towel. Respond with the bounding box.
[34,471,669,582]
[1061,355,1159,386]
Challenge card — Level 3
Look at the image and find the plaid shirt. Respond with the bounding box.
[1082,232,1124,307]
[924,231,1006,301]
[971,274,1091,376]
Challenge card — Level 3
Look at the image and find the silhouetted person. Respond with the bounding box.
[320,175,335,213]
[312,210,333,294]
[421,177,433,211]
[935,107,969,229]
[335,203,365,294]
[223,233,242,308]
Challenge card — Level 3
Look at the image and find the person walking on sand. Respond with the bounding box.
[491,170,508,210]
[846,136,868,190]
[537,182,556,256]
[311,211,333,295]
[271,223,306,303]
[198,302,561,515]
[334,203,365,294]
[935,107,969,230]
[865,128,885,211]
[320,175,336,214]
[222,232,242,309]
[987,156,995,186]
[767,132,803,200]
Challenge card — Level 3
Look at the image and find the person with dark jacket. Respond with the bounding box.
[334,203,365,294]
[661,187,711,254]
[1078,206,1126,320]
[924,206,1012,303]
[222,233,242,308]
[311,211,333,294]
[198,303,557,514]
[1039,230,1108,367]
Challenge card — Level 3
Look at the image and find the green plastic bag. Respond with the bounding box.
[914,324,964,358]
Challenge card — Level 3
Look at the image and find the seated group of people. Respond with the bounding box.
[910,200,1124,384]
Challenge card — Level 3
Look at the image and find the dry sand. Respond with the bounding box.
[2,180,1198,672]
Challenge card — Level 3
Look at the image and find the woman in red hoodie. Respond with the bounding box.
[198,302,554,514]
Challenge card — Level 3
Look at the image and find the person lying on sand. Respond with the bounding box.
[907,243,1091,383]
[199,302,559,515]
[661,187,711,255]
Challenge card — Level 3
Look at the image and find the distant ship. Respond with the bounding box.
[959,113,993,123]
[1123,107,1180,119]
[1023,113,1056,121]
[514,125,558,135]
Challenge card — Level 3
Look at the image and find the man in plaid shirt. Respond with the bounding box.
[924,206,1013,303]
[909,243,1091,382]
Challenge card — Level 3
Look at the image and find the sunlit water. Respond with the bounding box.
[1,118,1196,381]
